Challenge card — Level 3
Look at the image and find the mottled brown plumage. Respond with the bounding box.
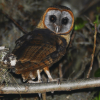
[12,5,74,82]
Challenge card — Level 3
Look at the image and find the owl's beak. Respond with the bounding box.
[54,23,61,33]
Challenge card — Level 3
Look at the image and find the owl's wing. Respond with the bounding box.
[12,29,63,73]
[13,29,58,62]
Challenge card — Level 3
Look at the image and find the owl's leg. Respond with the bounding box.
[37,69,42,82]
[28,69,42,83]
[43,67,56,82]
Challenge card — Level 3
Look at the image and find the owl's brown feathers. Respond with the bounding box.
[12,29,67,80]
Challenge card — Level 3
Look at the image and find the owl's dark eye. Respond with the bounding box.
[49,15,57,23]
[62,17,69,25]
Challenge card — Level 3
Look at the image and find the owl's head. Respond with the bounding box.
[37,5,74,44]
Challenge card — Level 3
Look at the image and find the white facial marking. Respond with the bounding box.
[44,10,73,34]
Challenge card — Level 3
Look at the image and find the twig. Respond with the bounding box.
[73,58,91,80]
[1,77,100,94]
[84,15,94,26]
[2,11,28,34]
[79,0,100,16]
[42,93,47,100]
[87,24,97,78]
[59,63,63,79]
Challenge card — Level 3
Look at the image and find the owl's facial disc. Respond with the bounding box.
[44,9,74,35]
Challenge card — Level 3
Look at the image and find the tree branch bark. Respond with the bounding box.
[0,77,100,94]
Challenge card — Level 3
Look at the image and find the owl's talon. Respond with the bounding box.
[27,80,42,83]
[23,79,27,82]
[27,80,34,83]
[48,78,57,82]
[38,78,42,83]
[57,78,61,85]
[51,91,54,94]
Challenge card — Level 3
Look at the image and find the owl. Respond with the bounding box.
[12,5,74,83]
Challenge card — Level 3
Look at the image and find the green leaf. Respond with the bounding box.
[93,15,99,25]
[94,68,100,77]
[74,17,87,30]
[93,92,100,100]
[96,7,100,13]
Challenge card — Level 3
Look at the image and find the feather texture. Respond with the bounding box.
[12,29,67,79]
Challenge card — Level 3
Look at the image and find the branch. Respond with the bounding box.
[2,11,28,34]
[87,24,97,78]
[1,77,100,94]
